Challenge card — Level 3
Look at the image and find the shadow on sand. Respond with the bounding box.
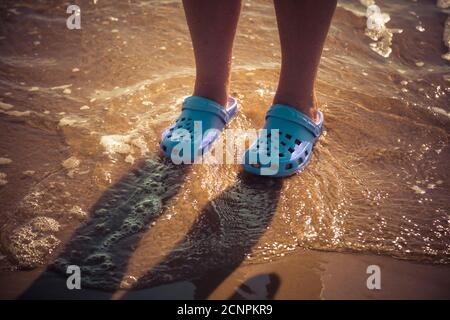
[20,156,282,300]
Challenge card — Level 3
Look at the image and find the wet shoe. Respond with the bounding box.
[243,104,323,177]
[160,96,238,163]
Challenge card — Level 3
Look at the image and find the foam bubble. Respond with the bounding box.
[0,110,31,117]
[58,115,86,127]
[431,106,450,119]
[22,170,36,177]
[100,134,132,155]
[0,157,12,165]
[0,172,7,186]
[416,25,425,32]
[125,154,135,164]
[0,101,14,110]
[362,2,402,58]
[62,156,80,170]
[69,205,88,220]
[100,134,148,158]
[411,185,426,194]
[360,0,375,6]
[7,217,61,269]
[366,4,380,17]
[437,0,450,9]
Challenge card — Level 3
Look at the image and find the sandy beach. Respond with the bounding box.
[0,0,449,299]
[1,250,449,299]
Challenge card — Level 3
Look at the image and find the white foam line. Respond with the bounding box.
[431,107,450,119]
[89,62,281,101]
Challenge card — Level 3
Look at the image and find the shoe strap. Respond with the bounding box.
[266,104,322,138]
[182,96,229,124]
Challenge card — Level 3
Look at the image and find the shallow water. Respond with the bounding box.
[0,0,449,290]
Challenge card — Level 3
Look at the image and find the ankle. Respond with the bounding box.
[193,75,229,107]
[193,87,229,107]
[273,92,319,123]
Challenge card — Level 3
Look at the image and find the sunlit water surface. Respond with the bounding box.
[0,0,449,290]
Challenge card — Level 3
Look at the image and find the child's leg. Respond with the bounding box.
[183,0,241,107]
[273,0,337,122]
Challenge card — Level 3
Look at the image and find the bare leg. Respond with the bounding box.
[183,0,241,107]
[273,0,337,122]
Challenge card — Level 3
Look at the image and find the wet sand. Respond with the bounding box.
[0,0,449,299]
[1,250,449,299]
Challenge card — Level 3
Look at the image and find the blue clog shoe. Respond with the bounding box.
[160,96,238,163]
[243,104,323,177]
